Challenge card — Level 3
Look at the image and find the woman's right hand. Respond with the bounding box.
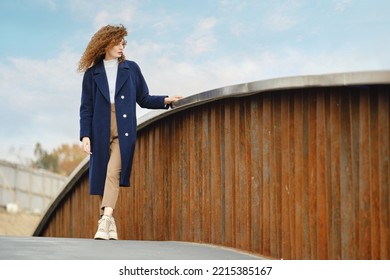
[82,137,92,154]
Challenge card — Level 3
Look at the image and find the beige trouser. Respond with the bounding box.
[100,104,121,215]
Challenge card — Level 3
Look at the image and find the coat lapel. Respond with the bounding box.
[116,61,130,96]
[93,62,110,103]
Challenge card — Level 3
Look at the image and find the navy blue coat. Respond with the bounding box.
[80,60,168,195]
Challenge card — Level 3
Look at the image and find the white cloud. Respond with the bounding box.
[199,17,218,30]
[263,14,297,31]
[230,22,249,37]
[333,0,352,12]
[69,0,136,27]
[261,0,303,31]
[185,17,218,55]
[94,8,134,27]
[0,51,82,162]
[218,0,250,12]
[38,0,57,11]
[151,14,177,36]
[94,11,110,27]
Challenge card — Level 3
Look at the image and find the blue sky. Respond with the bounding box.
[0,0,389,164]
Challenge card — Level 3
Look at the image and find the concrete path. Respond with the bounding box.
[0,236,264,260]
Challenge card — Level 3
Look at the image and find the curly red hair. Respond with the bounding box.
[77,24,128,72]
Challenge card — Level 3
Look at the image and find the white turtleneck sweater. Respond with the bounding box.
[103,58,118,104]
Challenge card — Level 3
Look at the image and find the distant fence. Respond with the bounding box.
[0,160,66,213]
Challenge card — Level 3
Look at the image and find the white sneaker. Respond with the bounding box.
[109,217,118,240]
[94,216,110,240]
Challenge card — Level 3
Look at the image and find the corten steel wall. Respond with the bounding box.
[34,72,390,260]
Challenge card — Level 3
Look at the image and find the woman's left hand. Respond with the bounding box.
[164,96,183,106]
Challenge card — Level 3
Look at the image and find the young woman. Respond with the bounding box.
[78,24,181,240]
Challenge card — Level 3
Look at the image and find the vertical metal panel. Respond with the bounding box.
[37,85,390,260]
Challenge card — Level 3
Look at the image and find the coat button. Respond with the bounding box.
[125,133,129,136]
[121,95,125,99]
[123,114,127,118]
